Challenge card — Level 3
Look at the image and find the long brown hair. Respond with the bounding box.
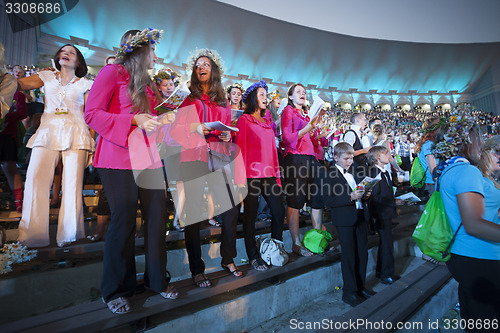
[188,56,226,107]
[457,125,483,167]
[415,117,446,153]
[115,30,162,114]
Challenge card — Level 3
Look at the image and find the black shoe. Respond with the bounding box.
[380,276,400,285]
[359,289,376,299]
[375,272,380,278]
[342,293,365,307]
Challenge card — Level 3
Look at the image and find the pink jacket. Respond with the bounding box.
[235,113,281,185]
[170,94,232,163]
[84,64,162,170]
[281,105,316,157]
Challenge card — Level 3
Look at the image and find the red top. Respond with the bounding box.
[235,113,281,185]
[2,91,27,141]
[85,64,162,170]
[281,105,316,157]
[170,94,232,163]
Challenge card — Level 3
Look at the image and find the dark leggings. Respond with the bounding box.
[243,177,285,260]
[181,161,239,274]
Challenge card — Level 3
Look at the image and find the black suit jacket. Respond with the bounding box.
[324,165,368,227]
[367,166,397,221]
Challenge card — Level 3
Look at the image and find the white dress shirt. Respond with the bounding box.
[336,164,363,210]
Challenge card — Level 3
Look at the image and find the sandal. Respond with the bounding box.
[251,258,269,271]
[193,273,212,288]
[292,245,314,257]
[208,219,221,227]
[160,285,179,299]
[87,233,103,242]
[104,297,132,314]
[221,262,243,277]
[422,254,446,266]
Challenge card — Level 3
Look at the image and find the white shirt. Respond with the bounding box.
[376,164,392,183]
[362,132,373,148]
[343,124,362,147]
[27,70,94,151]
[336,164,363,210]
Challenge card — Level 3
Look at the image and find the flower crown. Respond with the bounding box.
[421,117,447,134]
[186,48,224,75]
[153,67,181,86]
[267,89,280,101]
[115,28,163,60]
[226,82,245,95]
[242,80,268,103]
[431,110,477,161]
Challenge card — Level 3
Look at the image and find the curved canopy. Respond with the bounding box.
[40,0,500,95]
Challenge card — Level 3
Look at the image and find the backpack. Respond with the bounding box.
[260,238,289,266]
[302,229,333,254]
[410,156,427,188]
[412,164,463,262]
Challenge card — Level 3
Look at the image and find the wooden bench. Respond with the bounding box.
[0,251,341,333]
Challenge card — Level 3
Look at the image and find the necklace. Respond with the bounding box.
[55,73,77,114]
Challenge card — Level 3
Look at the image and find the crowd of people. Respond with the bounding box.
[1,28,499,326]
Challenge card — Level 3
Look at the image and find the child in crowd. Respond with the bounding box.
[366,145,400,285]
[324,142,375,307]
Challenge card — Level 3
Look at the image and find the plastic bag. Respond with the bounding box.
[410,156,427,188]
[412,191,453,262]
[302,229,333,254]
[395,154,402,166]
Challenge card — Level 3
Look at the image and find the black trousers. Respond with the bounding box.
[180,161,239,275]
[374,218,395,279]
[400,156,411,172]
[336,210,369,295]
[243,177,285,260]
[447,254,500,331]
[98,168,167,303]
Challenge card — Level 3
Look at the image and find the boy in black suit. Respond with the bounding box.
[324,142,375,307]
[366,145,400,285]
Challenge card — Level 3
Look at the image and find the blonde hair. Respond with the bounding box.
[367,145,389,166]
[480,136,500,190]
[334,142,354,156]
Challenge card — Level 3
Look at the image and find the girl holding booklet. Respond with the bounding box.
[170,49,242,287]
[153,68,185,231]
[235,80,285,271]
[281,83,326,256]
[85,29,178,314]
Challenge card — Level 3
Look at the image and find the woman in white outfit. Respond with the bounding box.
[17,44,93,247]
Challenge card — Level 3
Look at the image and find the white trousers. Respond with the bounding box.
[18,147,87,247]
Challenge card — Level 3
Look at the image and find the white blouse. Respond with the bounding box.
[27,70,94,151]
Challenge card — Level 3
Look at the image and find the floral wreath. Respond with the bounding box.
[431,110,477,161]
[421,117,447,134]
[226,82,245,95]
[186,48,224,75]
[242,80,268,103]
[267,89,280,101]
[153,67,181,86]
[115,28,163,60]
